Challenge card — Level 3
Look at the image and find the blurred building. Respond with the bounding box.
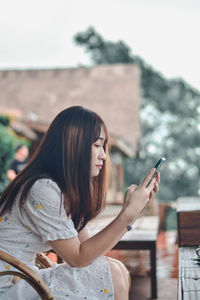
[0,64,140,203]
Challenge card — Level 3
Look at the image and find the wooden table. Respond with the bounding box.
[177,197,200,247]
[88,208,159,299]
[178,247,200,299]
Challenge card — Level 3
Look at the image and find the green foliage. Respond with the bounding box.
[0,125,15,193]
[74,27,134,65]
[0,116,25,194]
[74,27,200,201]
[0,115,10,127]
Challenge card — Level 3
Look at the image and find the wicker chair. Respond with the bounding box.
[0,250,55,300]
[35,252,54,269]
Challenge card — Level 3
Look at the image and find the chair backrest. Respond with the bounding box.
[0,250,55,300]
[35,252,53,269]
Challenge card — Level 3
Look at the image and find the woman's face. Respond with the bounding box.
[91,127,106,177]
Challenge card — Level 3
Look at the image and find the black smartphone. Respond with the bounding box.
[146,157,166,187]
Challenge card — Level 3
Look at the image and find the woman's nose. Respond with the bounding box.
[100,147,106,160]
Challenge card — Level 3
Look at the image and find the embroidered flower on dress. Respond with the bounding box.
[5,264,10,270]
[36,204,42,210]
[31,199,42,210]
[0,216,8,222]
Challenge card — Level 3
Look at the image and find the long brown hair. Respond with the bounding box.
[0,106,110,230]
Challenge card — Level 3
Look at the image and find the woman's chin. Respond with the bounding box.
[91,170,100,177]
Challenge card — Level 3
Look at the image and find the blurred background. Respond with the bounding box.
[1,1,200,297]
[0,0,200,228]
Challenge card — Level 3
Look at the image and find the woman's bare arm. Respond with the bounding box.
[78,227,91,243]
[49,169,159,268]
[49,210,129,267]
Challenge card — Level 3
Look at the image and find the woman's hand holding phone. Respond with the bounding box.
[122,168,160,225]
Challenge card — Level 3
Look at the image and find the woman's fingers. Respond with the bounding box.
[155,171,160,183]
[153,181,159,193]
[141,168,156,188]
[124,184,137,206]
[128,184,137,190]
[125,184,137,194]
[123,169,160,222]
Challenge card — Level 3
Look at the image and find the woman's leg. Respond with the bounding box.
[107,257,130,300]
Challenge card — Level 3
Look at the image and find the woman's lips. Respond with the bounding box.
[96,165,102,169]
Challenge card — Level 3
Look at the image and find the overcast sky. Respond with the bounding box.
[0,0,199,90]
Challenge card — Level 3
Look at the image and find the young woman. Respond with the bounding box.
[0,106,160,300]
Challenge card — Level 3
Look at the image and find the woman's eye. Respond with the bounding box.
[94,144,101,148]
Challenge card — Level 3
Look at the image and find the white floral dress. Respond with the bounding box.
[0,179,114,299]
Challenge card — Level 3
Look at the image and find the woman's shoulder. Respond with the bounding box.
[31,178,60,191]
[29,178,62,201]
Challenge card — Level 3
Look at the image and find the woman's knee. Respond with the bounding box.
[107,257,130,293]
[108,257,130,288]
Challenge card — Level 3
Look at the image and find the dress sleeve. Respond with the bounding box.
[22,178,78,242]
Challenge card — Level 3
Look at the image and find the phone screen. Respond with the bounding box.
[146,157,166,187]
